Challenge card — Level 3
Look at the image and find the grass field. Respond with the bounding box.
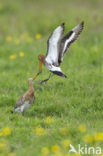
[0,0,102,155]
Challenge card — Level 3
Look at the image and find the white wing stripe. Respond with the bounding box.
[63,32,75,52]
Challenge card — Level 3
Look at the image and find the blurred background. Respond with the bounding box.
[0,0,102,36]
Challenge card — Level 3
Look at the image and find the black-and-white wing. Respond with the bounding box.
[45,23,64,66]
[58,21,84,64]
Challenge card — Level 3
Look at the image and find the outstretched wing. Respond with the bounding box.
[45,23,64,66]
[58,21,84,64]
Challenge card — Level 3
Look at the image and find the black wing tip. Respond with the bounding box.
[80,21,84,28]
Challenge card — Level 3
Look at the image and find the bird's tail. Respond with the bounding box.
[51,71,67,78]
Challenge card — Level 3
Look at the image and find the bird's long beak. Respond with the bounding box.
[39,61,42,72]
[32,61,42,80]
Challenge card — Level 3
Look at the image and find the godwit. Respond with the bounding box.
[11,78,35,115]
[33,21,84,83]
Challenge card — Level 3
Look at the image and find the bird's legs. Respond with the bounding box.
[40,73,54,84]
[32,61,42,80]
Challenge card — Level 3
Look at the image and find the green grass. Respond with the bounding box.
[0,0,102,155]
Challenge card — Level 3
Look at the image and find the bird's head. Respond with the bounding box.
[38,54,45,63]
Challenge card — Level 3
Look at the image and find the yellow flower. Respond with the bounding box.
[44,116,54,124]
[41,147,49,156]
[59,127,68,135]
[35,33,42,39]
[83,134,94,143]
[2,127,11,136]
[19,52,24,57]
[53,152,63,156]
[94,132,103,141]
[6,36,12,42]
[0,132,4,136]
[8,153,16,156]
[35,127,44,136]
[0,143,6,147]
[64,154,71,156]
[78,124,86,133]
[9,54,17,59]
[51,145,59,153]
[62,139,70,148]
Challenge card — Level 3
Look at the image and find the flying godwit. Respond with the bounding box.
[33,21,84,83]
[11,78,35,115]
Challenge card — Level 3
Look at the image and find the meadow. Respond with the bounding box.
[0,0,102,155]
